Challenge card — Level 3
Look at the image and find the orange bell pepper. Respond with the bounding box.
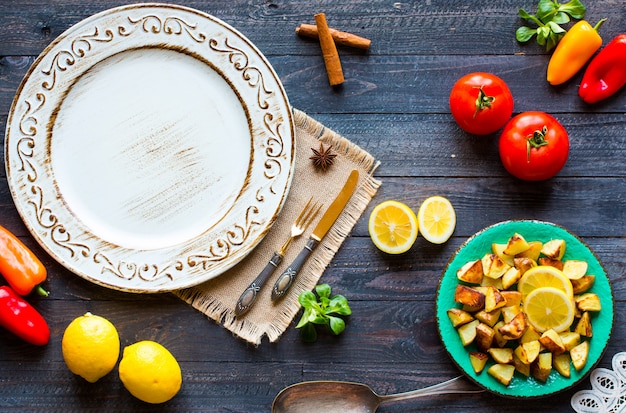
[0,225,48,296]
[547,19,607,86]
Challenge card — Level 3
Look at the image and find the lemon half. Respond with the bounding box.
[368,200,418,254]
[417,196,456,244]
[524,286,575,333]
[517,265,574,299]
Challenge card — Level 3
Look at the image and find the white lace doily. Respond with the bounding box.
[571,352,626,412]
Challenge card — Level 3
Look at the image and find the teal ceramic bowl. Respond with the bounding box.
[435,220,614,398]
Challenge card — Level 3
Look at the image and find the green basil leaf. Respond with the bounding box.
[315,283,331,299]
[552,11,570,24]
[548,21,566,34]
[537,31,547,46]
[328,316,346,335]
[298,291,317,307]
[516,26,537,42]
[537,0,557,21]
[560,0,586,19]
[296,308,312,329]
[518,7,533,20]
[328,295,352,315]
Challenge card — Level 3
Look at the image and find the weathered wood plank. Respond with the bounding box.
[2,54,626,116]
[0,0,623,57]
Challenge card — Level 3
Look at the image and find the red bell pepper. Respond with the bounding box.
[0,225,48,296]
[579,34,626,104]
[0,286,50,345]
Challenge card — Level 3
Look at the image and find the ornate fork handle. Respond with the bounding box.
[235,252,283,316]
[271,237,319,301]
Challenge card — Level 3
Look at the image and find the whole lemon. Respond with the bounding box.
[62,312,120,383]
[119,340,182,404]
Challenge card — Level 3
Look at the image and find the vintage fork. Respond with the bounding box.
[234,198,322,316]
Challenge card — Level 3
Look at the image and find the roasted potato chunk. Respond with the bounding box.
[482,253,511,279]
[516,241,543,262]
[498,312,527,340]
[456,259,483,284]
[484,286,507,313]
[514,340,541,365]
[539,329,566,355]
[474,308,502,328]
[487,364,515,386]
[553,353,571,378]
[447,308,475,327]
[457,319,480,346]
[541,239,566,260]
[475,323,495,352]
[503,233,530,256]
[574,312,593,337]
[469,351,489,374]
[575,293,602,312]
[488,347,514,364]
[562,260,588,280]
[531,352,552,382]
[454,285,485,309]
[571,275,595,294]
[570,341,589,371]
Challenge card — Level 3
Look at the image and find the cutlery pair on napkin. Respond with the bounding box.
[235,170,359,316]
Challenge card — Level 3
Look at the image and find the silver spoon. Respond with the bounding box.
[271,375,484,413]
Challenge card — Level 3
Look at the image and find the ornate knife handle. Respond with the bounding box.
[271,238,320,301]
[235,252,283,316]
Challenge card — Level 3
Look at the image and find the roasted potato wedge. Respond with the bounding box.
[570,341,589,371]
[457,259,483,284]
[562,260,588,280]
[503,233,530,256]
[487,364,515,386]
[541,239,566,260]
[447,308,475,327]
[469,351,489,374]
[457,319,480,346]
[531,352,552,382]
[454,285,485,309]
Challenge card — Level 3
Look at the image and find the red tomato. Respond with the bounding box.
[499,111,569,181]
[449,72,514,135]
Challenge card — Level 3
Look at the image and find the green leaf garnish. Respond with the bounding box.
[516,0,586,51]
[295,283,352,342]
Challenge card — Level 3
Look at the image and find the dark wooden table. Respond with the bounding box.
[1,1,624,411]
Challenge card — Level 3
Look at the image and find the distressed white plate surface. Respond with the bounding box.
[4,4,295,292]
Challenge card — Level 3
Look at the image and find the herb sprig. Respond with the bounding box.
[516,0,586,51]
[296,284,351,342]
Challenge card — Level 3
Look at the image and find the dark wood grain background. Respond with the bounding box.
[0,0,624,411]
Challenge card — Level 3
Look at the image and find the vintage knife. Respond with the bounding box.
[271,169,359,301]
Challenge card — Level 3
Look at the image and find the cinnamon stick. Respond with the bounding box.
[314,13,344,86]
[296,24,371,51]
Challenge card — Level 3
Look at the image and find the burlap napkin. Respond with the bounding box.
[175,109,381,344]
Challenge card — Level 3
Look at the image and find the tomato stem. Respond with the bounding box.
[473,86,496,119]
[526,126,549,162]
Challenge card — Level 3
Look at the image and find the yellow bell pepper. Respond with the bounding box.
[547,19,607,86]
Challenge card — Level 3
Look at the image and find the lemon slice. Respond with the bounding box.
[417,196,456,244]
[517,265,573,299]
[368,200,418,254]
[524,286,575,332]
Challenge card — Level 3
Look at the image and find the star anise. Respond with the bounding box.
[309,143,337,171]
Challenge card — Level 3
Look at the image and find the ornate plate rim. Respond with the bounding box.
[4,3,295,293]
[435,220,615,398]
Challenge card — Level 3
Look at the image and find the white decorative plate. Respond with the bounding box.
[4,4,295,292]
